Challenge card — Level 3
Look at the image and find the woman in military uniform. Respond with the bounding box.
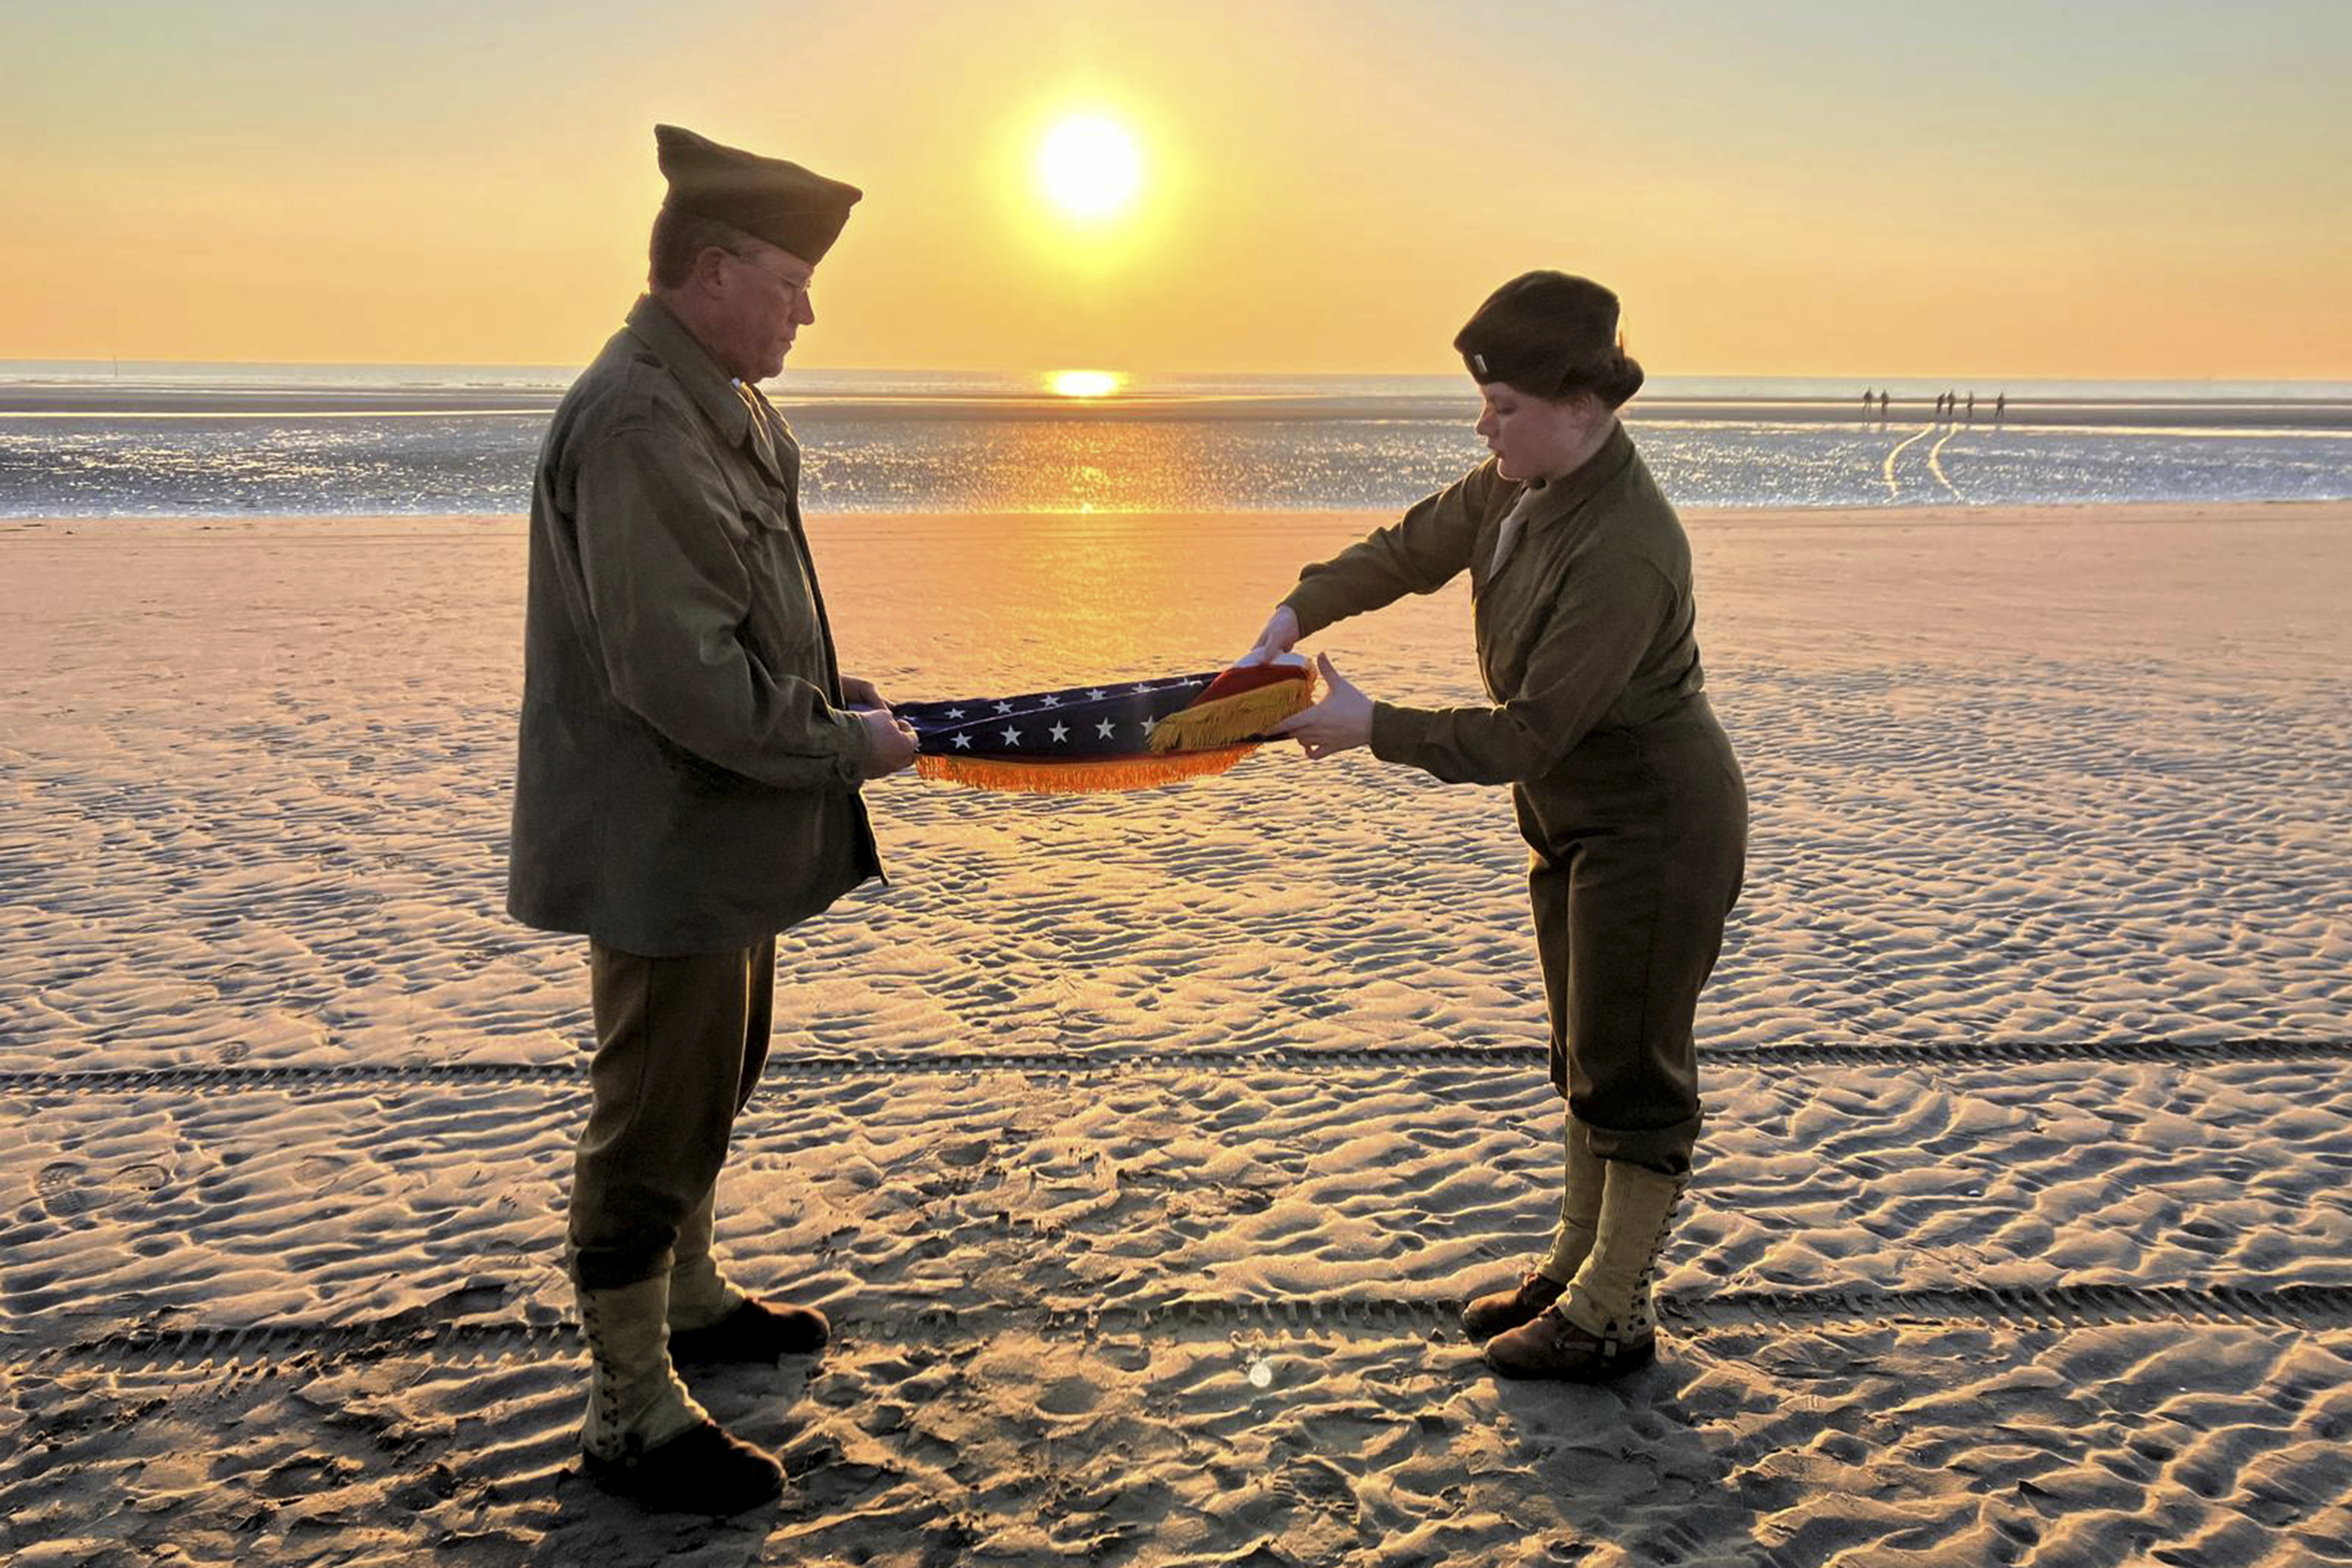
[1248,271,1747,1382]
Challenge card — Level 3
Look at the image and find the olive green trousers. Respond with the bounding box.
[1515,698,1747,1177]
[567,937,775,1290]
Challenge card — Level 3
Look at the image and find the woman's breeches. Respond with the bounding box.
[1517,699,1747,1177]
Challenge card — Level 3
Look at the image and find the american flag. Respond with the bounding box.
[894,673,1221,761]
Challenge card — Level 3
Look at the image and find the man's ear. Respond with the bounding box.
[690,245,732,292]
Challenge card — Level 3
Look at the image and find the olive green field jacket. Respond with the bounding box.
[1282,423,1708,786]
[506,297,881,956]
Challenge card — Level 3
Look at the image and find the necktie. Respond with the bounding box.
[1489,487,1541,577]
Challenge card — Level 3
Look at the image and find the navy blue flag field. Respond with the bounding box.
[892,658,1314,794]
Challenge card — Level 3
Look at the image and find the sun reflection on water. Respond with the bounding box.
[1048,370,1123,399]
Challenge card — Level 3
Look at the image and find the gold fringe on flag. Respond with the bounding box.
[915,744,1264,795]
[1145,676,1315,755]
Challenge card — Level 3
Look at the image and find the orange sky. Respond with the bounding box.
[3,0,2348,377]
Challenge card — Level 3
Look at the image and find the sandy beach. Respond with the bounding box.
[2,501,2348,1565]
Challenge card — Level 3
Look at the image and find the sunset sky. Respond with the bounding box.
[4,0,2347,378]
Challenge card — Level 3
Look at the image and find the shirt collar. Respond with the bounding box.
[1516,420,1635,530]
[624,295,752,448]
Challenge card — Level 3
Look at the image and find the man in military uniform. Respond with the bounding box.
[508,124,919,1514]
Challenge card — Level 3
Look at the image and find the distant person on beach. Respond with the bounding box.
[1243,272,1746,1383]
[1878,389,1890,420]
[1995,392,2006,423]
[506,124,918,1515]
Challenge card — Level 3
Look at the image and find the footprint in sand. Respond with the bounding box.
[1034,1377,1102,1416]
[36,1158,173,1215]
[1271,1456,1355,1514]
[938,1139,993,1170]
[294,1155,343,1189]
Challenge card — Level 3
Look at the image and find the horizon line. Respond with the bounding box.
[6,355,2352,389]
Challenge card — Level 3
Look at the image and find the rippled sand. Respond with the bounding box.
[2,502,2348,1564]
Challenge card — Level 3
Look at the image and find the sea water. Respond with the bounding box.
[2,363,2346,518]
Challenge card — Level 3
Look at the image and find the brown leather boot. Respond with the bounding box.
[581,1417,787,1515]
[668,1296,830,1365]
[667,1186,829,1364]
[1483,1305,1656,1382]
[1460,1269,1568,1340]
[1486,1160,1684,1382]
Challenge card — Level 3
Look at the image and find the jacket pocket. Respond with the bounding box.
[737,501,825,675]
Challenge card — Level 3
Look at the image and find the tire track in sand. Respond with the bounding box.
[3,1033,2349,1095]
[1926,426,1965,499]
[16,1282,2352,1377]
[1882,424,1934,500]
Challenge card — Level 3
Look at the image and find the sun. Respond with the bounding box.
[1037,115,1142,222]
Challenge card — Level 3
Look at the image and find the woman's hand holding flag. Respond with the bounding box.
[1272,654,1372,760]
[1238,605,1302,668]
[1240,606,1372,760]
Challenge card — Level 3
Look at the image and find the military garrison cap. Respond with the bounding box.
[1455,271,1637,402]
[654,124,862,266]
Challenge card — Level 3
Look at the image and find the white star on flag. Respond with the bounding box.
[1048,722,1069,743]
[946,707,965,718]
[1142,717,1157,735]
[1087,688,1106,700]
[1095,719,1116,739]
[995,701,1014,714]
[952,734,972,749]
[1041,694,1061,707]
[1000,726,1024,746]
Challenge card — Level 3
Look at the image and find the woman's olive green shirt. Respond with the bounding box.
[1282,423,1708,783]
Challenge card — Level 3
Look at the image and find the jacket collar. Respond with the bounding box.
[1514,419,1636,533]
[624,295,752,449]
